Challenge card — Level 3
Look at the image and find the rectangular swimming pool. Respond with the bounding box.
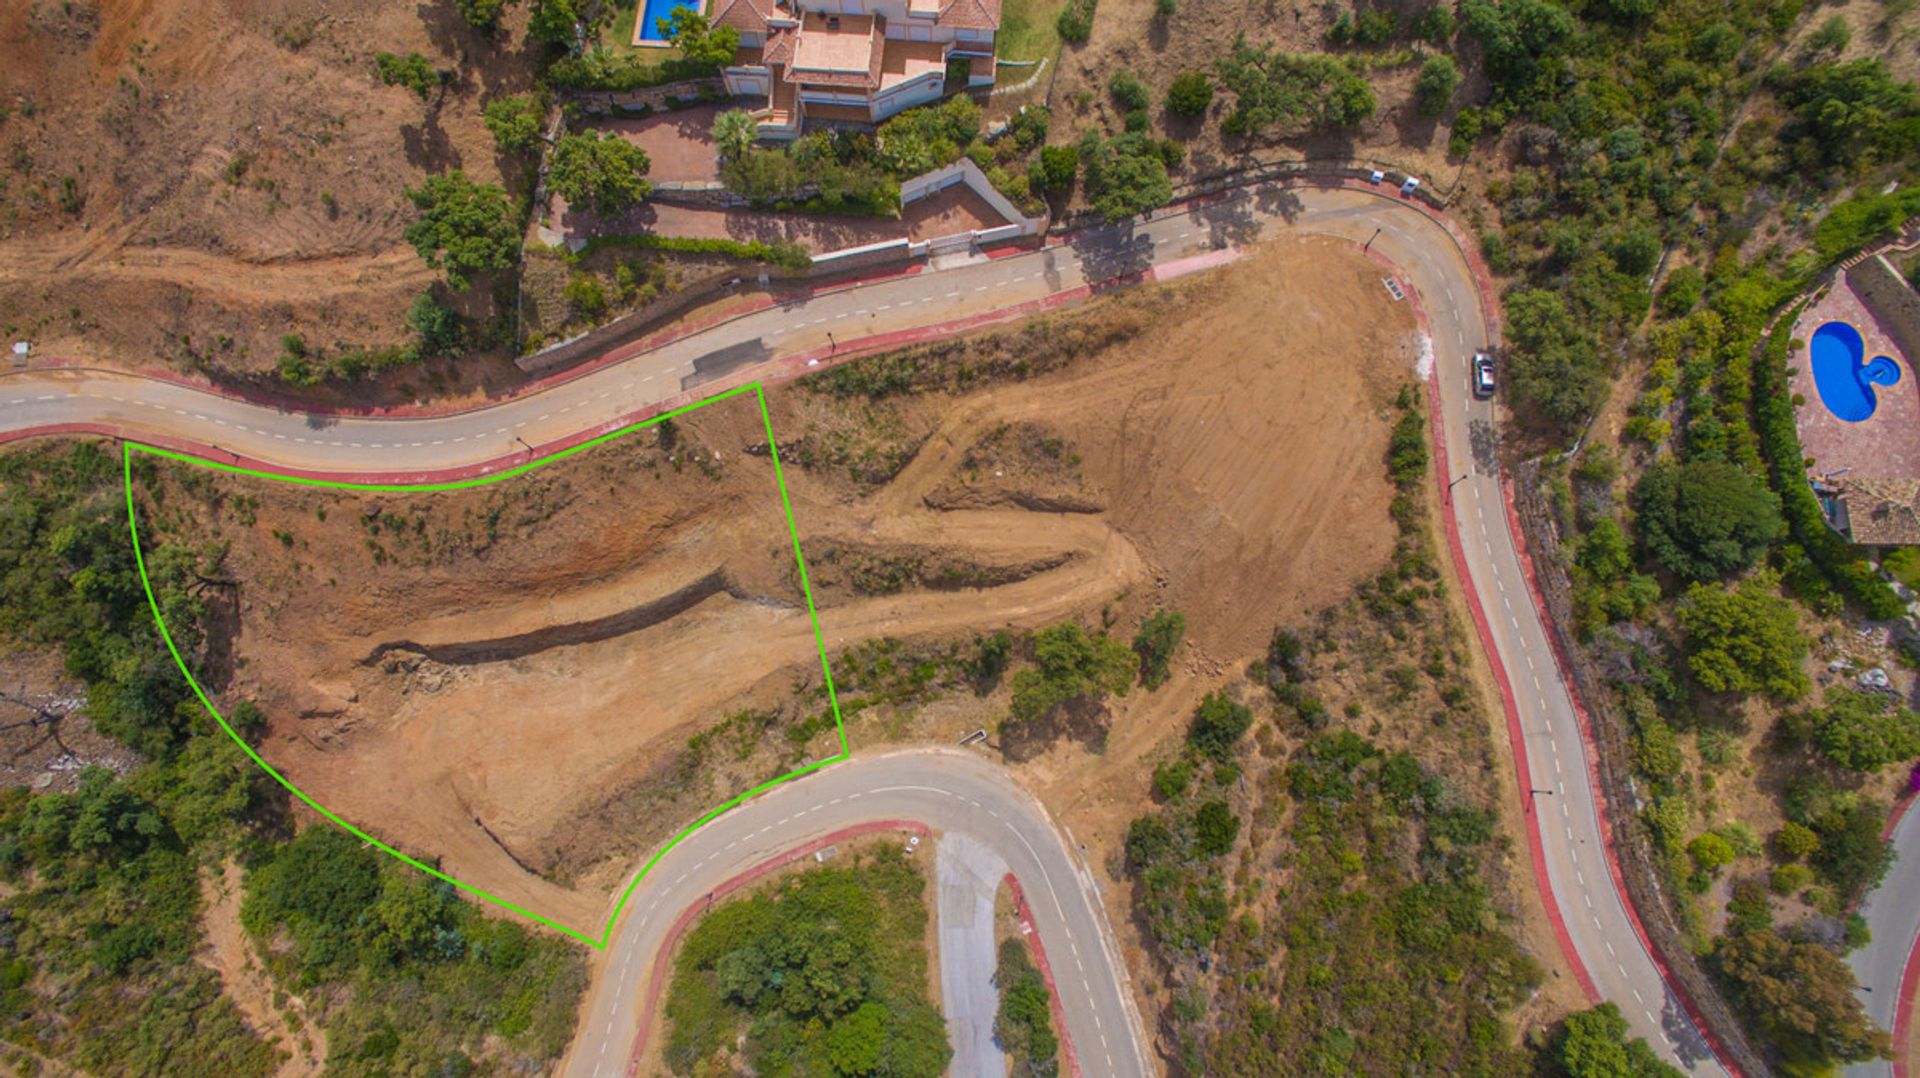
[635,0,702,41]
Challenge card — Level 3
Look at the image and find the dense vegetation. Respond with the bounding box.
[714,97,1052,218]
[661,847,949,1077]
[993,939,1059,1078]
[0,444,585,1075]
[1121,389,1548,1073]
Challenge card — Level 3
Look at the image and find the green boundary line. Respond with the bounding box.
[123,381,847,950]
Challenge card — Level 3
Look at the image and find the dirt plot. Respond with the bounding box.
[134,234,1421,935]
[0,0,541,374]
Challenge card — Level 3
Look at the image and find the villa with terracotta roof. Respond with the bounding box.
[708,0,999,138]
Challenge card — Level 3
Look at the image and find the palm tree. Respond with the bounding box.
[711,109,759,163]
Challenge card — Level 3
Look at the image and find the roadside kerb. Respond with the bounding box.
[1502,475,1755,1075]
[1393,255,1600,1003]
[119,383,855,954]
[621,819,932,1078]
[1003,873,1084,1078]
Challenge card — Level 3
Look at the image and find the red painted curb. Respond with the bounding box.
[1002,873,1085,1078]
[1415,315,1601,1003]
[13,263,933,424]
[1495,480,1749,1077]
[621,820,931,1077]
[1896,921,1917,1078]
[1880,790,1920,1078]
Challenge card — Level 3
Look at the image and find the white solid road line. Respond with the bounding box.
[0,185,1801,1077]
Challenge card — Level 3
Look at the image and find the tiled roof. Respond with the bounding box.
[711,0,775,33]
[762,25,797,65]
[937,0,1000,30]
[1843,476,1920,546]
[788,13,884,89]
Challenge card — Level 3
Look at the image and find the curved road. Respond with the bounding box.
[560,750,1149,1078]
[7,180,1888,1074]
[1849,798,1920,1078]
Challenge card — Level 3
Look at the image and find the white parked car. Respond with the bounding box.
[1472,352,1496,399]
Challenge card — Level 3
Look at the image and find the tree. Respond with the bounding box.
[1078,131,1171,223]
[528,0,590,45]
[1193,800,1241,856]
[1215,38,1376,135]
[402,172,521,290]
[1458,0,1575,99]
[1577,517,1633,581]
[453,0,515,32]
[1502,288,1607,428]
[1415,3,1456,42]
[711,108,760,163]
[1110,68,1151,111]
[1166,71,1213,117]
[1633,459,1783,581]
[1807,14,1852,54]
[1414,54,1461,116]
[548,131,653,213]
[880,1001,953,1078]
[1658,264,1705,316]
[1032,144,1080,191]
[1554,1003,1685,1078]
[1808,689,1920,772]
[406,293,463,358]
[1770,59,1920,168]
[483,94,546,153]
[1688,831,1735,875]
[374,52,441,100]
[1132,609,1186,689]
[661,8,741,71]
[1716,928,1892,1066]
[1187,692,1253,763]
[1007,622,1138,725]
[1677,577,1809,699]
[823,1001,888,1075]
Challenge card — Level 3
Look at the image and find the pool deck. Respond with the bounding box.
[1790,279,1920,481]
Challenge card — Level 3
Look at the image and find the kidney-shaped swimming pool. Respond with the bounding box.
[1809,320,1902,423]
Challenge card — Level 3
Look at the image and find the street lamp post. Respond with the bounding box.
[1364,227,1382,252]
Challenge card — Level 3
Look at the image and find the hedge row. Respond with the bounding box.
[570,233,813,273]
[1752,302,1906,620]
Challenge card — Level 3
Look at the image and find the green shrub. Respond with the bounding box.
[1414,54,1461,116]
[1167,71,1213,117]
[1133,609,1186,688]
[1187,692,1254,763]
[1769,863,1813,896]
[374,52,440,99]
[1110,68,1151,111]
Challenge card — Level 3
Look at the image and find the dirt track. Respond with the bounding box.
[154,235,1418,932]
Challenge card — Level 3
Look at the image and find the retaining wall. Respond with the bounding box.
[1511,459,1773,1077]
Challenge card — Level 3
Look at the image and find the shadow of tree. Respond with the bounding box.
[998,696,1111,763]
[402,104,464,171]
[1070,225,1156,285]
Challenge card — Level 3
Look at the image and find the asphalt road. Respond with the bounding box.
[1848,801,1920,1078]
[559,750,1149,1078]
[935,832,1011,1078]
[0,183,1802,1074]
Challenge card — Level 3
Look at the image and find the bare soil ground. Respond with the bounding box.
[196,859,328,1078]
[0,0,542,375]
[128,234,1424,939]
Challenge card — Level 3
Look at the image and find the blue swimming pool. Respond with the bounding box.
[1809,320,1902,423]
[636,0,700,41]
